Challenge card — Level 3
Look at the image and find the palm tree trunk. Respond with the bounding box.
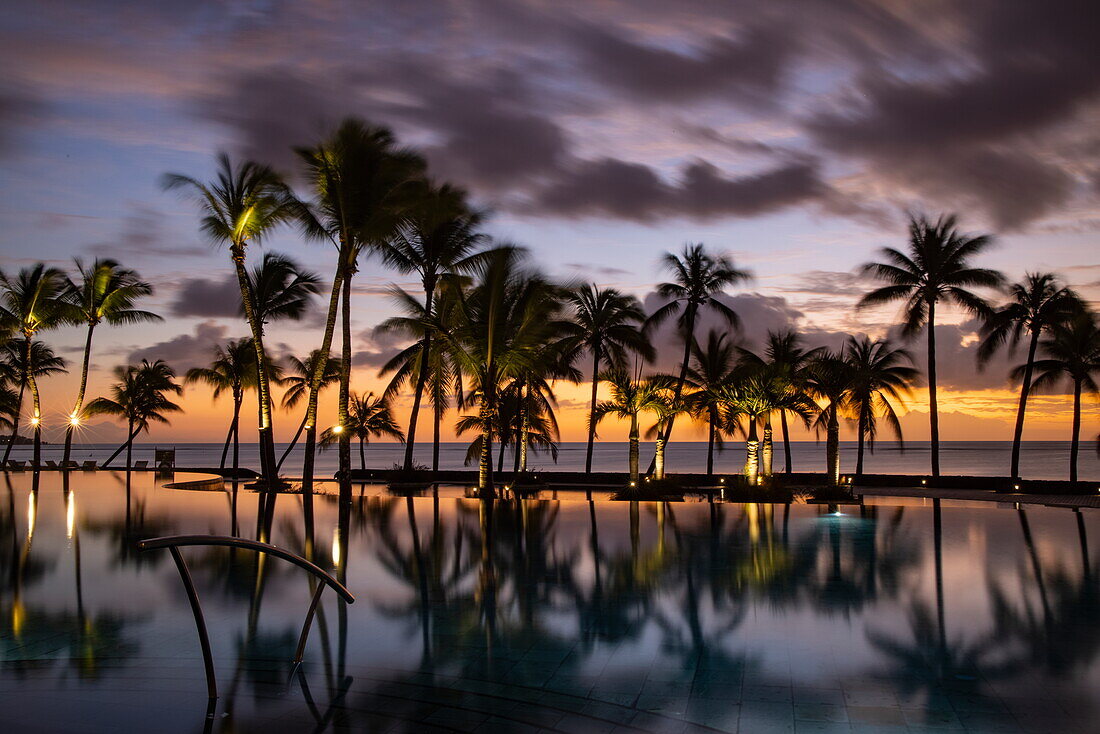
[1010,330,1040,478]
[628,415,640,484]
[125,420,133,470]
[403,282,435,472]
[230,244,278,485]
[498,434,507,473]
[927,299,940,477]
[654,436,666,480]
[827,413,840,485]
[744,420,759,483]
[855,408,867,478]
[63,323,96,466]
[478,401,495,498]
[781,410,793,473]
[649,307,696,473]
[585,344,601,474]
[337,269,354,490]
[519,382,529,473]
[3,380,25,464]
[301,258,345,496]
[28,363,41,470]
[232,418,240,479]
[103,422,140,469]
[360,437,366,472]
[432,401,441,472]
[276,414,306,472]
[1070,378,1081,483]
[762,421,773,477]
[706,411,715,476]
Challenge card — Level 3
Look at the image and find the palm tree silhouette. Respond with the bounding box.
[859,213,1003,477]
[979,272,1082,478]
[681,329,737,475]
[185,338,257,473]
[844,335,919,478]
[87,359,183,469]
[592,369,670,484]
[560,285,651,474]
[295,119,426,491]
[376,181,488,472]
[163,154,304,485]
[645,244,751,471]
[59,258,158,466]
[1024,311,1100,482]
[0,264,71,466]
[320,391,404,471]
[806,352,855,484]
[275,350,340,471]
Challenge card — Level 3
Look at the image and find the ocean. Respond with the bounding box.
[6,440,1099,480]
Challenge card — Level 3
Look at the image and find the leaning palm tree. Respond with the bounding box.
[320,392,404,471]
[1024,312,1100,482]
[163,154,303,485]
[740,331,825,474]
[0,341,65,467]
[645,244,751,466]
[376,181,488,472]
[60,259,159,466]
[87,360,182,470]
[275,351,341,471]
[859,213,1003,477]
[681,330,738,475]
[591,369,671,485]
[560,285,652,474]
[979,273,1082,478]
[844,336,919,479]
[295,119,426,491]
[0,264,72,465]
[184,339,257,474]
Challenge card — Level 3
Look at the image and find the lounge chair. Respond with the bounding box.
[5,460,25,471]
[133,460,149,470]
[45,460,59,469]
[62,460,79,469]
[81,460,97,470]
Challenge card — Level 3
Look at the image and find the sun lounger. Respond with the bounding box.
[45,460,59,469]
[62,460,79,469]
[133,460,149,470]
[5,460,25,471]
[81,460,97,470]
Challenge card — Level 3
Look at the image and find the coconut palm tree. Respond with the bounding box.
[591,369,670,485]
[163,154,304,485]
[806,353,855,485]
[560,285,651,475]
[437,247,564,496]
[376,182,488,472]
[844,336,919,479]
[0,264,72,466]
[645,244,751,466]
[295,119,426,490]
[859,213,1003,477]
[1024,312,1100,482]
[60,259,159,466]
[681,330,737,475]
[320,392,404,471]
[87,359,182,470]
[185,339,257,475]
[246,252,321,328]
[276,351,341,471]
[0,341,65,467]
[715,372,782,485]
[740,331,825,474]
[979,273,1082,478]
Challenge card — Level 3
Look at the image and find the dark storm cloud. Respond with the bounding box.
[128,320,229,369]
[169,274,241,318]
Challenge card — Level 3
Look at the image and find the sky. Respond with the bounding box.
[0,0,1097,446]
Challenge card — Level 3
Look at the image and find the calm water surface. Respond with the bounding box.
[2,471,1099,733]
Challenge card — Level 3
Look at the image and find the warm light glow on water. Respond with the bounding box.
[1,471,1098,732]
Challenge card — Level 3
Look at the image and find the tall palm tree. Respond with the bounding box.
[844,336,919,479]
[591,369,671,485]
[185,339,257,474]
[1024,312,1100,482]
[0,264,72,465]
[276,351,341,471]
[437,247,564,496]
[859,213,1003,477]
[376,182,488,472]
[806,353,855,485]
[681,330,738,475]
[295,119,426,492]
[560,285,651,475]
[645,243,751,467]
[0,341,65,467]
[163,154,304,485]
[87,359,182,470]
[979,273,1082,478]
[320,392,404,471]
[60,259,159,466]
[740,331,824,473]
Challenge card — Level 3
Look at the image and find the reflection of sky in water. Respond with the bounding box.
[2,471,1098,732]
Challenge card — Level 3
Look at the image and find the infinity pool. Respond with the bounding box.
[1,472,1098,733]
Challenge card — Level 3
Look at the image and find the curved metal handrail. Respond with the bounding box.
[139,534,355,701]
[138,535,354,602]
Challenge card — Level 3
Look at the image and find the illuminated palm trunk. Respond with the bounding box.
[744,420,759,484]
[301,260,345,497]
[63,323,96,466]
[478,402,495,497]
[28,341,42,470]
[628,414,640,484]
[337,269,354,489]
[653,436,666,480]
[761,421,773,477]
[826,412,840,485]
